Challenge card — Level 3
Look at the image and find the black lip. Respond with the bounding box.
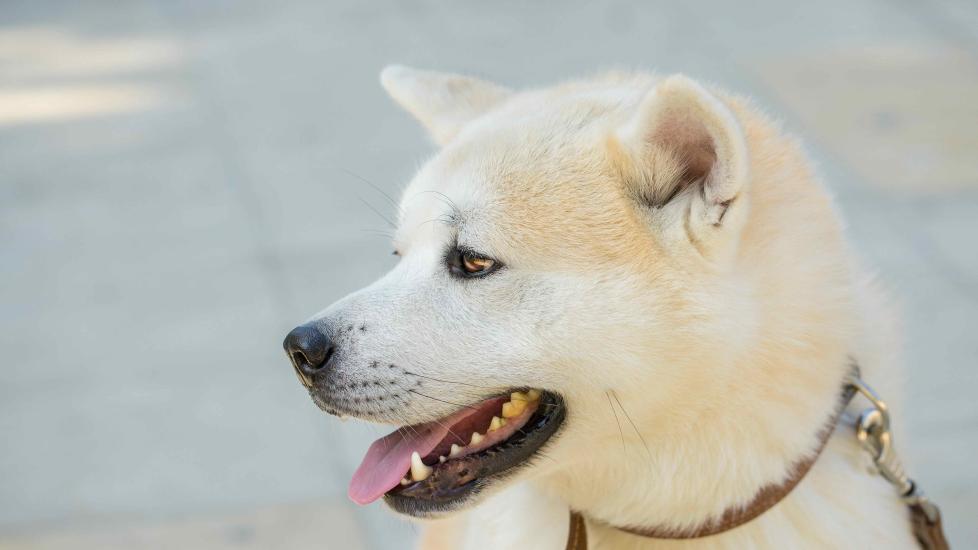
[383,392,565,517]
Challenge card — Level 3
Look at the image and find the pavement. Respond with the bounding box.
[1,1,976,548]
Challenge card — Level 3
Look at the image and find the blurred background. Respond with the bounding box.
[1,1,976,548]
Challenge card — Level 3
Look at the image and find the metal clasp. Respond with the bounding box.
[846,374,920,500]
[845,372,946,542]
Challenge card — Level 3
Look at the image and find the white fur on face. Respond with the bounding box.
[314,171,647,427]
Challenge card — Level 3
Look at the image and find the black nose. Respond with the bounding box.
[283,325,335,387]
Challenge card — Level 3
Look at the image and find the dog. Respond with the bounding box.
[283,66,921,548]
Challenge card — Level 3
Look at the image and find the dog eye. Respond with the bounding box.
[449,249,501,278]
[462,253,494,274]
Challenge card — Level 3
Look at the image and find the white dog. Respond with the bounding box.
[283,67,933,548]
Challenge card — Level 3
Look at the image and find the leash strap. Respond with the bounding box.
[565,370,949,549]
[565,511,588,550]
[908,498,949,550]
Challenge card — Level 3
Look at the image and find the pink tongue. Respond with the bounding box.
[348,406,483,505]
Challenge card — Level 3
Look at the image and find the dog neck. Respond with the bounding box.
[537,351,856,539]
[595,371,857,539]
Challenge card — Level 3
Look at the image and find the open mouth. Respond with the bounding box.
[348,389,565,516]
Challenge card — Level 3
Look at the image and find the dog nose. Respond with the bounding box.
[283,325,335,387]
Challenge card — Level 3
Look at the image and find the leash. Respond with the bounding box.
[565,366,949,549]
[847,375,948,550]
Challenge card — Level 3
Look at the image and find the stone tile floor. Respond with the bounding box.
[1,1,975,548]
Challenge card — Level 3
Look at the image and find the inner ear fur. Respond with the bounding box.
[613,75,750,258]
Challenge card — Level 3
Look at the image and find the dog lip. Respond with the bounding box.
[382,391,565,516]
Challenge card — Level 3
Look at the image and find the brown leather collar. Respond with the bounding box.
[565,376,858,548]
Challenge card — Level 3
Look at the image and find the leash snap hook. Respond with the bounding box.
[847,375,913,496]
[845,371,949,549]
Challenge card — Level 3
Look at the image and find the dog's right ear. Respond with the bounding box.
[610,75,750,265]
[380,65,511,145]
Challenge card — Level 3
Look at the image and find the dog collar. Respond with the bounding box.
[564,366,948,549]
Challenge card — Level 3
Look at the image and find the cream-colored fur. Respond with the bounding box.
[315,66,916,548]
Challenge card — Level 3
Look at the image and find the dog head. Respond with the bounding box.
[283,67,848,522]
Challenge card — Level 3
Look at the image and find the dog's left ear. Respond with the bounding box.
[614,75,750,264]
[380,65,511,145]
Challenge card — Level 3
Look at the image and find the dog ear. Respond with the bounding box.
[614,75,750,263]
[380,65,511,145]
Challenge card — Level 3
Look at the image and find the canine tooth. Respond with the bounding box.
[488,416,504,432]
[502,399,527,418]
[400,477,411,486]
[449,444,463,458]
[410,451,433,481]
[510,391,529,402]
[470,431,484,445]
[439,455,447,463]
[527,389,541,401]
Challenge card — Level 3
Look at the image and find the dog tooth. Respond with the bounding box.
[488,416,504,432]
[410,451,433,481]
[400,477,411,486]
[439,455,447,463]
[527,389,541,401]
[470,431,484,445]
[502,400,527,418]
[449,444,463,458]
[510,391,529,402]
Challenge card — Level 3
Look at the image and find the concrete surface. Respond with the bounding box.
[1,1,976,548]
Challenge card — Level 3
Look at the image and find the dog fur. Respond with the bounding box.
[311,66,917,548]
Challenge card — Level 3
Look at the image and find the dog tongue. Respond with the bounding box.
[348,404,487,505]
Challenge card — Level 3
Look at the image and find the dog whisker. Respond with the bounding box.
[337,166,404,216]
[610,390,652,464]
[403,371,563,409]
[408,389,481,411]
[403,371,497,389]
[408,189,461,220]
[399,410,425,440]
[606,390,626,455]
[404,400,468,446]
[416,215,455,231]
[356,194,397,229]
[360,228,396,239]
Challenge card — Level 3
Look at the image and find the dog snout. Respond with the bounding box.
[283,324,335,387]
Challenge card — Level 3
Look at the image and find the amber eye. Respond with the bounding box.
[449,249,501,278]
[462,253,494,274]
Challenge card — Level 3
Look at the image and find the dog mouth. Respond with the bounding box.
[347,389,565,515]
